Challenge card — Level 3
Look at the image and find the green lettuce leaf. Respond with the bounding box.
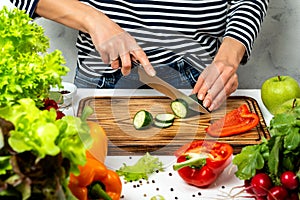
[55,115,93,175]
[0,7,69,107]
[233,143,268,180]
[0,98,92,175]
[116,152,164,181]
[0,156,12,175]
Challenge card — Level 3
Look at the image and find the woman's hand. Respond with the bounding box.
[192,61,239,111]
[86,11,156,76]
[35,0,156,77]
[192,37,246,111]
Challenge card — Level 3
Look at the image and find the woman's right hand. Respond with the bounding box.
[86,10,156,76]
[36,0,155,77]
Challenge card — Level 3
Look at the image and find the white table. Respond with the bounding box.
[66,89,273,200]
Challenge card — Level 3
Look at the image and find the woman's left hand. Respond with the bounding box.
[192,61,238,111]
[192,37,246,111]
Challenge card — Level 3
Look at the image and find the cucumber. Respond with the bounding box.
[170,99,189,118]
[133,110,153,130]
[153,120,173,128]
[155,113,175,123]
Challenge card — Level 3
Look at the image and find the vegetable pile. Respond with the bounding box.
[233,105,300,199]
[0,6,69,108]
[0,7,101,199]
[0,99,93,199]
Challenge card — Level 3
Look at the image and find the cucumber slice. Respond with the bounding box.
[155,113,175,123]
[153,120,173,128]
[171,99,189,118]
[133,110,153,130]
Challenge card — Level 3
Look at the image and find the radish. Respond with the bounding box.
[280,171,299,190]
[250,173,273,197]
[267,186,288,200]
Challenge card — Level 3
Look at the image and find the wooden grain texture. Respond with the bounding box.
[77,96,270,155]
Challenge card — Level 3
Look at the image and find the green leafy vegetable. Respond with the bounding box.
[0,156,12,175]
[116,152,164,181]
[0,99,93,199]
[0,7,84,200]
[0,7,69,107]
[233,141,268,180]
[0,98,92,173]
[233,106,300,183]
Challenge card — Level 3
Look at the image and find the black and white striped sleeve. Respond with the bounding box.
[225,0,269,63]
[9,0,40,18]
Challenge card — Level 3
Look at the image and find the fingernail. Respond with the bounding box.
[203,99,210,108]
[209,103,214,111]
[199,94,204,100]
[148,69,156,76]
[122,70,130,76]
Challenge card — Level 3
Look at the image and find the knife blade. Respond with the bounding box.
[133,61,210,114]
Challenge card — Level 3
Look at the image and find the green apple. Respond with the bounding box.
[261,75,300,114]
[275,98,300,114]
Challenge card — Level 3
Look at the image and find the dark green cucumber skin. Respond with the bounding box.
[133,110,153,130]
[189,93,211,113]
[171,99,189,118]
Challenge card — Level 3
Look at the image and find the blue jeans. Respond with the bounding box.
[74,59,201,89]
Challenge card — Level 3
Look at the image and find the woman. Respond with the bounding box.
[10,0,269,111]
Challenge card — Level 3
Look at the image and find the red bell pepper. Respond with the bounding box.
[173,140,233,187]
[205,104,259,137]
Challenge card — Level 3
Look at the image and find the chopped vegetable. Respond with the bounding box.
[171,99,189,118]
[150,195,166,200]
[68,152,122,200]
[153,120,173,128]
[133,110,153,130]
[173,140,233,187]
[205,104,259,137]
[154,113,175,123]
[116,152,164,181]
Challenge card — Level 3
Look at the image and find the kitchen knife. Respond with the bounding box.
[133,61,210,114]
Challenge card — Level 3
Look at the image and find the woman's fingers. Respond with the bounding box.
[131,49,156,76]
[193,62,238,111]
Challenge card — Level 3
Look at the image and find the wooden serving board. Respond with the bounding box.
[77,96,270,155]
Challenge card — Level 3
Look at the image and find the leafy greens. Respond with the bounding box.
[0,98,93,199]
[116,152,164,181]
[233,106,300,183]
[0,7,93,199]
[0,7,69,107]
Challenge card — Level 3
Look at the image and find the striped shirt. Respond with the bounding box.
[10,0,269,78]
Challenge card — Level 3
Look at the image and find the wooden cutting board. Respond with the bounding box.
[77,96,270,155]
